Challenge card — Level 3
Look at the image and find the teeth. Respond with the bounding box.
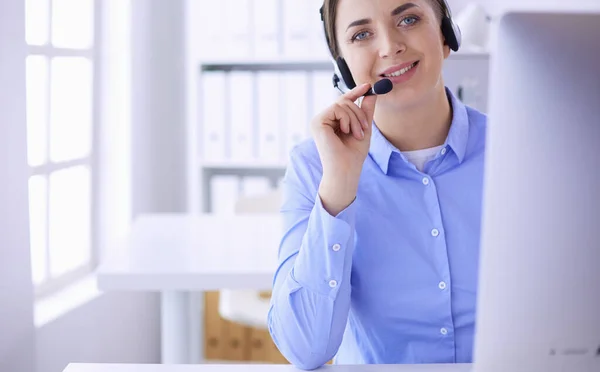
[385,62,416,77]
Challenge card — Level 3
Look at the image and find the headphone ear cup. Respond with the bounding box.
[330,59,346,92]
[452,21,462,49]
[321,5,358,92]
[441,17,461,51]
[335,57,357,91]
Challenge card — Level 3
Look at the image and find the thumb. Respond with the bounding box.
[359,95,377,129]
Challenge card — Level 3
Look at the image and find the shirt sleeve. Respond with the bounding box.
[267,145,357,370]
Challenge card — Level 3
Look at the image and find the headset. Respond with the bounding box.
[319,0,462,93]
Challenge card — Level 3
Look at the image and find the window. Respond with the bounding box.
[25,0,100,297]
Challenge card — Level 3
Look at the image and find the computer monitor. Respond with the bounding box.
[473,9,600,372]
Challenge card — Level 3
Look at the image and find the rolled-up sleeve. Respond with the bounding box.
[267,144,357,370]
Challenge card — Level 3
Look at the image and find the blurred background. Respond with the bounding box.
[3,0,503,371]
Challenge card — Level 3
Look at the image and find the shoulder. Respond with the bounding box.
[463,105,488,155]
[466,105,488,131]
[282,138,323,196]
[288,138,322,170]
[466,105,488,138]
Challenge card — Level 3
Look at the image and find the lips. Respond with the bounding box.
[378,60,420,85]
[380,61,420,77]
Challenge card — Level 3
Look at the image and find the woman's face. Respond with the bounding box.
[335,0,450,109]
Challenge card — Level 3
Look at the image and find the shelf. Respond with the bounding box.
[200,60,332,72]
[198,51,490,72]
[200,161,287,170]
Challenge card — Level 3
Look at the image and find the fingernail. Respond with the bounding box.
[361,129,365,138]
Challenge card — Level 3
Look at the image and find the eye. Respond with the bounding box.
[399,15,420,27]
[352,30,370,42]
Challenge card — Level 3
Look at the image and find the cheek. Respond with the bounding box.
[427,30,447,58]
[416,33,446,69]
[420,29,443,49]
[347,53,376,83]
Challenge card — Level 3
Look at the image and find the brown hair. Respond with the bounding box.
[321,0,447,60]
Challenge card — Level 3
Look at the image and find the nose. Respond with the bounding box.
[378,28,406,58]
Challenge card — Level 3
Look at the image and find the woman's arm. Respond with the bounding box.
[267,146,357,370]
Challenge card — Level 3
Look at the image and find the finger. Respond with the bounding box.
[332,103,351,134]
[339,100,366,140]
[359,95,378,131]
[339,111,351,135]
[320,101,363,139]
[340,98,369,130]
[319,102,346,132]
[342,82,372,103]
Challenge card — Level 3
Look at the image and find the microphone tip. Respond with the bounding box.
[373,78,393,95]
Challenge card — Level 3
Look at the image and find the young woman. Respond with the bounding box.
[268,0,487,369]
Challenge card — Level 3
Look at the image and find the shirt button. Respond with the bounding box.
[439,281,447,290]
[332,243,341,252]
[422,177,430,186]
[329,280,338,288]
[440,328,448,335]
[441,147,447,155]
[431,229,440,237]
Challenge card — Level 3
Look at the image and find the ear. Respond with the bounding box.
[440,28,451,59]
[443,44,451,59]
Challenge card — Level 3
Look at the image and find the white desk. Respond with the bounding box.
[63,363,473,372]
[96,214,281,364]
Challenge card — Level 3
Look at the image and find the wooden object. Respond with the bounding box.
[204,291,288,363]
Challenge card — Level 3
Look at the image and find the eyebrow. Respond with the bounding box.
[391,3,418,16]
[346,3,418,31]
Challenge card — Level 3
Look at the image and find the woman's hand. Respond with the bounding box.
[310,83,378,216]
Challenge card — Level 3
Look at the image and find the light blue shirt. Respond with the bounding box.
[268,87,487,370]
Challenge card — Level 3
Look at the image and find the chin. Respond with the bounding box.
[379,84,426,110]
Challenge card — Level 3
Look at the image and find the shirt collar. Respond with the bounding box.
[368,86,470,174]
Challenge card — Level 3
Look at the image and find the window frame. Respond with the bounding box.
[26,0,103,299]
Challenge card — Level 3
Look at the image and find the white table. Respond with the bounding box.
[96,213,282,364]
[63,363,474,372]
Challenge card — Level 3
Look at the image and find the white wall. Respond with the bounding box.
[0,1,37,371]
[449,0,483,14]
[36,292,160,372]
[131,0,188,215]
[482,0,599,15]
[32,1,182,371]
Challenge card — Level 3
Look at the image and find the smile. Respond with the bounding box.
[383,61,419,77]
